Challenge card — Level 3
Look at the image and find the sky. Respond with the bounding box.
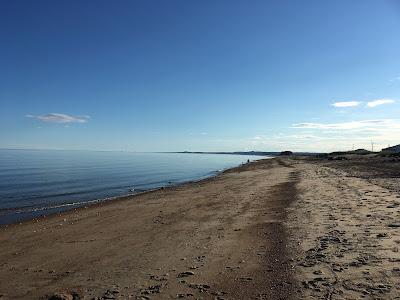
[1,0,400,152]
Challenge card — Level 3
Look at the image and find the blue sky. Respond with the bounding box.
[1,0,400,152]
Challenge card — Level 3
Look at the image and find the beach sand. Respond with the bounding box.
[0,156,399,299]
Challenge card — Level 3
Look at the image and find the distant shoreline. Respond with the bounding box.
[167,151,280,156]
[166,151,320,156]
[0,148,322,156]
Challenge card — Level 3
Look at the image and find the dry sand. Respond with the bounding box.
[289,156,400,299]
[0,156,399,299]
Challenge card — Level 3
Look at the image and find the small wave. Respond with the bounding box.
[0,197,110,216]
[0,189,152,217]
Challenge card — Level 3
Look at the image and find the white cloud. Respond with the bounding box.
[331,99,396,109]
[366,99,395,108]
[332,101,360,108]
[26,113,90,123]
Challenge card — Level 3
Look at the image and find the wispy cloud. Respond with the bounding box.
[189,132,208,136]
[332,101,360,108]
[25,113,90,123]
[248,97,399,152]
[292,120,393,130]
[389,76,400,82]
[287,119,400,151]
[366,99,395,108]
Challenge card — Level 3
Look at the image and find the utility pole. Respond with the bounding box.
[371,140,374,152]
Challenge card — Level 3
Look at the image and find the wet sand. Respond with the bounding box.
[0,156,399,299]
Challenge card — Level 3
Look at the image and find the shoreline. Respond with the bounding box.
[0,157,297,299]
[1,158,270,228]
[1,156,399,299]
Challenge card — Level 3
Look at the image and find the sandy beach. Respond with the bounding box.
[1,156,399,299]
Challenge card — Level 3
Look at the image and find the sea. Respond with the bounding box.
[0,149,268,225]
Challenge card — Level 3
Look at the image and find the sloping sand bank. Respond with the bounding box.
[1,157,399,299]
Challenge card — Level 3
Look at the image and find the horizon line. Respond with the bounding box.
[0,148,299,153]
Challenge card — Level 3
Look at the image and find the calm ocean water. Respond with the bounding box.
[0,149,268,225]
